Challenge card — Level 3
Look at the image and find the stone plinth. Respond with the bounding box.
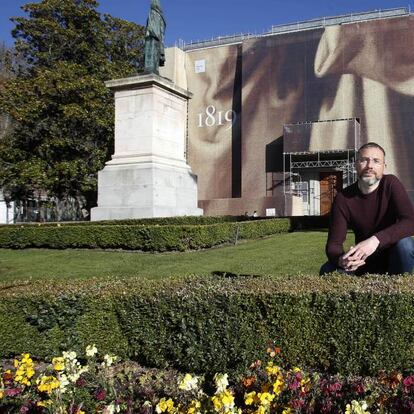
[91,74,203,221]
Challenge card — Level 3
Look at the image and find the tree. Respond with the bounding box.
[0,0,144,214]
[0,42,19,141]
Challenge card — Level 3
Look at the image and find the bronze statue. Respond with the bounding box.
[144,0,166,75]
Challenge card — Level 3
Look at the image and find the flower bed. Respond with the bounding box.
[2,345,414,414]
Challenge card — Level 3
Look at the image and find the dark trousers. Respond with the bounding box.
[320,237,414,276]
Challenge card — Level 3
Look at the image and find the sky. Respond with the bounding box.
[0,0,413,48]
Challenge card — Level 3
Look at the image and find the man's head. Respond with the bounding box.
[356,142,386,188]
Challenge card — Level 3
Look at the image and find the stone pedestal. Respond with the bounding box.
[91,74,203,221]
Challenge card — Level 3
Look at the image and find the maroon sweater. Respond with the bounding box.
[326,174,414,267]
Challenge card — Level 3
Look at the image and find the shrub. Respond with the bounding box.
[0,215,245,228]
[0,218,290,250]
[1,274,414,376]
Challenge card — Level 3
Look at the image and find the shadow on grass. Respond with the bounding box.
[211,270,262,279]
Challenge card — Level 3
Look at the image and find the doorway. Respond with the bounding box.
[319,172,343,215]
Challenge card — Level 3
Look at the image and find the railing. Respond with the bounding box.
[178,7,409,51]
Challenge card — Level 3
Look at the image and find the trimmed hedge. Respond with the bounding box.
[0,215,246,228]
[0,218,290,251]
[1,274,414,376]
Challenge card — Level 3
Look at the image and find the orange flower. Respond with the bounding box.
[243,376,256,388]
[266,346,281,358]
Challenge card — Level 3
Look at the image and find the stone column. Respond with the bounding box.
[91,74,203,220]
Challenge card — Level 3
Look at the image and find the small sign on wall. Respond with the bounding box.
[195,59,206,73]
[266,208,276,217]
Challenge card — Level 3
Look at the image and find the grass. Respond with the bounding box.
[0,231,351,282]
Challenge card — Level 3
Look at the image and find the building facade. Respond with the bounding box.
[160,8,414,216]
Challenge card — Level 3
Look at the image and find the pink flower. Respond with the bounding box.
[5,387,22,397]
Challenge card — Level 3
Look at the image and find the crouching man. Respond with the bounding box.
[320,142,414,275]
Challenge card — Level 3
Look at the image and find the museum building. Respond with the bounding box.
[159,7,414,217]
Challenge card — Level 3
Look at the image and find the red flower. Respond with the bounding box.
[95,388,107,401]
[3,371,13,382]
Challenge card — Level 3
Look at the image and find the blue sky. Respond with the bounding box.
[0,0,412,48]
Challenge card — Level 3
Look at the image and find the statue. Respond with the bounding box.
[144,0,166,75]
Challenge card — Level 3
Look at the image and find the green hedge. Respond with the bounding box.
[1,274,414,376]
[0,215,246,228]
[0,218,290,251]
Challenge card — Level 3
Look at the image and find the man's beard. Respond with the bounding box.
[359,174,380,187]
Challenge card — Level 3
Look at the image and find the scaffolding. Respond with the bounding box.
[281,118,360,215]
[283,149,357,196]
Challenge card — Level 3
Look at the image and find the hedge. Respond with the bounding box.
[0,218,290,251]
[1,274,414,376]
[0,215,246,228]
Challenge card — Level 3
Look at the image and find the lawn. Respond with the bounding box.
[0,231,346,282]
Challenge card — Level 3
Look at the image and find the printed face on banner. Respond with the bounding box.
[185,15,414,206]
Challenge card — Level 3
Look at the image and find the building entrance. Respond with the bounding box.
[319,171,343,215]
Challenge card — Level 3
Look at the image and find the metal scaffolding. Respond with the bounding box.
[283,149,357,197]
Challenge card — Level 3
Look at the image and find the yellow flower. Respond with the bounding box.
[212,395,222,411]
[156,398,175,414]
[0,391,4,399]
[37,375,60,394]
[21,354,32,363]
[300,376,311,392]
[222,390,235,409]
[258,392,275,405]
[187,400,201,414]
[212,390,235,412]
[273,378,285,395]
[13,354,35,386]
[266,362,282,377]
[282,408,293,414]
[52,357,65,371]
[37,400,52,408]
[244,391,257,406]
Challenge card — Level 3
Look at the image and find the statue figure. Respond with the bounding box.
[144,0,166,75]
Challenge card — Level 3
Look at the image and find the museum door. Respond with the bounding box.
[319,172,343,216]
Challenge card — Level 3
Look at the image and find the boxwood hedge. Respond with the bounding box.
[0,215,245,228]
[1,274,414,376]
[0,218,290,251]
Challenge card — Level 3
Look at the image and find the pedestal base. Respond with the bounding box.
[91,161,203,221]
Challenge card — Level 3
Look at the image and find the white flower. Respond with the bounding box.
[58,373,70,393]
[62,351,77,361]
[178,373,199,391]
[102,354,117,367]
[104,403,121,414]
[86,344,98,357]
[214,373,229,393]
[345,400,370,414]
[68,372,80,383]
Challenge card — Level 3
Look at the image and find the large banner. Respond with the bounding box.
[185,15,414,209]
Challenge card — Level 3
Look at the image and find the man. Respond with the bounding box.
[320,142,414,275]
[144,0,166,75]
